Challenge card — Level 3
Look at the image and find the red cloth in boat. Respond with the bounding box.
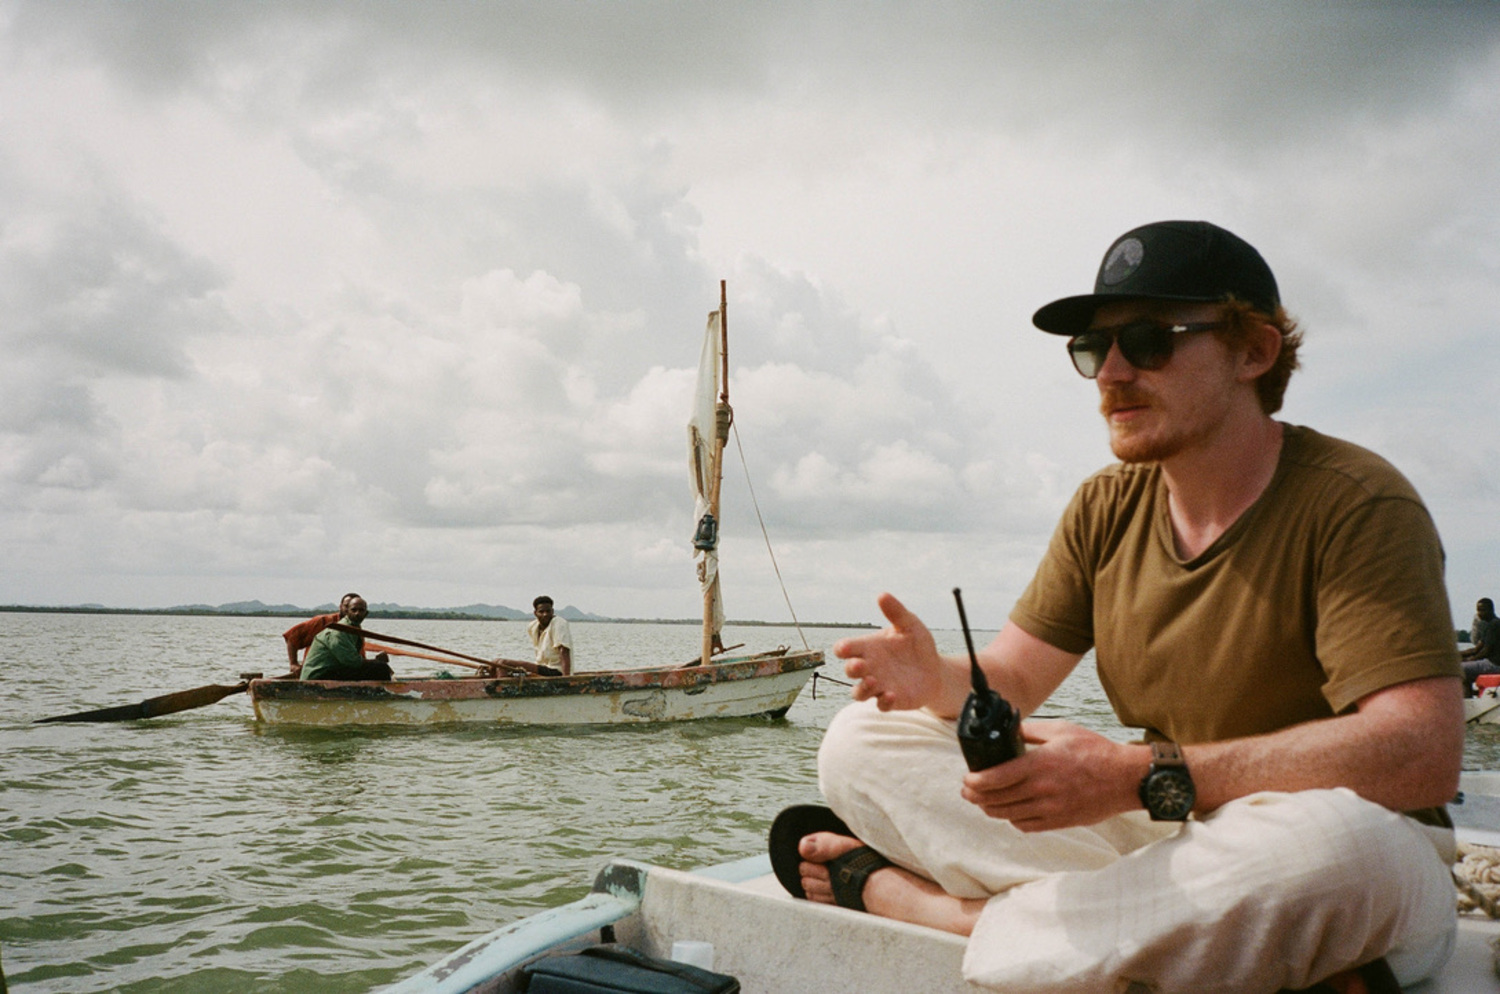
[282,613,339,658]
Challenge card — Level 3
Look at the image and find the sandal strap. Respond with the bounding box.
[828,846,893,912]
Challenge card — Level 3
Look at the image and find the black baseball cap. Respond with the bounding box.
[1032,220,1280,336]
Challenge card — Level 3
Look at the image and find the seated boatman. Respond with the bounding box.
[281,592,356,675]
[786,221,1462,993]
[527,595,573,676]
[481,597,569,678]
[1460,597,1500,696]
[299,594,393,681]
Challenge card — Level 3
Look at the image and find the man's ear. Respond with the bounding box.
[1236,320,1281,382]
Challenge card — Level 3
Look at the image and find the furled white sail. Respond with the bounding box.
[688,309,725,646]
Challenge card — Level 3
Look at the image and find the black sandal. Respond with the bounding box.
[768,804,893,912]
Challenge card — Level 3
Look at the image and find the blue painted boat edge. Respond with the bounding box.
[380,856,768,993]
[378,861,649,994]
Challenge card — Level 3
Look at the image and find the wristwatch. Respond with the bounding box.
[1139,741,1195,821]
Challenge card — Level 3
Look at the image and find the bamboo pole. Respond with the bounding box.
[702,280,729,666]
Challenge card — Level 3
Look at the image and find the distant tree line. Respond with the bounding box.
[0,604,873,627]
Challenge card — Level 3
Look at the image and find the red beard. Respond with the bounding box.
[1099,385,1172,463]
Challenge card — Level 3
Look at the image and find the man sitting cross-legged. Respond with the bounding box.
[774,221,1462,994]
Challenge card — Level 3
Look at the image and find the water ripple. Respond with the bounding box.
[1,612,1483,991]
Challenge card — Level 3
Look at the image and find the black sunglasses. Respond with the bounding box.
[1066,321,1227,379]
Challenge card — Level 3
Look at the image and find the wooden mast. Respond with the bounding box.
[701,280,729,666]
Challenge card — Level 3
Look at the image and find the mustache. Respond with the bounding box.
[1099,386,1153,416]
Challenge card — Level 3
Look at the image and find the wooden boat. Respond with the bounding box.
[35,285,823,729]
[382,773,1500,993]
[245,283,822,727]
[246,648,822,726]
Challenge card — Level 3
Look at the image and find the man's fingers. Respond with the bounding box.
[875,592,920,632]
[834,593,923,659]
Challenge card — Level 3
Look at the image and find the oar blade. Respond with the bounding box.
[36,701,152,723]
[36,682,249,724]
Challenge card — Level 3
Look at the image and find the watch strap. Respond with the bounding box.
[1149,740,1185,768]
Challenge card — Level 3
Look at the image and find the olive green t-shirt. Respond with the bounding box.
[1011,424,1459,746]
[300,624,366,681]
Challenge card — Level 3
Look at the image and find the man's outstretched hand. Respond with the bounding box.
[834,593,969,716]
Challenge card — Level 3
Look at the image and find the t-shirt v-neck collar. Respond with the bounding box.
[1153,423,1294,569]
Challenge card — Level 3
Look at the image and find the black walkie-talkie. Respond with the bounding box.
[953,587,1025,771]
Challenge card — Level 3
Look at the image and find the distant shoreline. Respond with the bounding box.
[0,604,875,629]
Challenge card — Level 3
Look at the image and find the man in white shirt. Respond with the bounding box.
[527,595,573,675]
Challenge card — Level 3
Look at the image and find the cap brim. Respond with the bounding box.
[1031,291,1233,336]
[1031,295,1105,336]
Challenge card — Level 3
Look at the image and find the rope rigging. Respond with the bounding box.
[729,419,810,652]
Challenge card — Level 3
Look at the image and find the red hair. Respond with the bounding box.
[1216,298,1302,415]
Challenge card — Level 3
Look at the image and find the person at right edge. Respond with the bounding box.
[788,221,1462,993]
[1460,597,1500,696]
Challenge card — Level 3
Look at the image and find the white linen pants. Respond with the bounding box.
[818,700,1457,994]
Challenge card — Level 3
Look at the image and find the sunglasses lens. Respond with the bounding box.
[1067,333,1110,378]
[1117,322,1177,371]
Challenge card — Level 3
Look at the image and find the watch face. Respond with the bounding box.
[1144,769,1195,820]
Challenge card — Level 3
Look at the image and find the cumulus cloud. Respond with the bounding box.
[0,1,1495,626]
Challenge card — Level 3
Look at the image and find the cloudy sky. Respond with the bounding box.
[1,2,1496,629]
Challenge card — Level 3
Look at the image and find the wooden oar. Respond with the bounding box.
[336,624,543,676]
[369,644,488,671]
[35,671,295,724]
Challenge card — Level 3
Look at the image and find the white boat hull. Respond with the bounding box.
[387,772,1500,994]
[1466,693,1500,725]
[383,856,980,994]
[249,650,823,726]
[389,855,1500,994]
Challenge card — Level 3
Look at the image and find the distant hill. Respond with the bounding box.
[0,601,870,627]
[185,600,539,621]
[365,601,530,621]
[173,599,611,621]
[559,605,611,622]
[181,599,319,615]
[3,599,627,623]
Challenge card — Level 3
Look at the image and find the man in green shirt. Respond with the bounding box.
[300,595,392,681]
[783,221,1462,994]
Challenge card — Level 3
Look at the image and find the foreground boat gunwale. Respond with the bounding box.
[379,862,651,994]
[380,853,978,994]
[387,773,1500,994]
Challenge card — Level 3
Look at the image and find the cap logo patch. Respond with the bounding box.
[1100,237,1144,286]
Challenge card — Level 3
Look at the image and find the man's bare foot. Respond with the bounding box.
[795,831,868,905]
[797,831,984,936]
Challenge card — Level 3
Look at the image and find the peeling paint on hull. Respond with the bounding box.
[249,650,823,726]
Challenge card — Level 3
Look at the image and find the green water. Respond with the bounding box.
[1,612,1490,992]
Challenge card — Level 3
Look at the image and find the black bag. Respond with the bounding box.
[519,944,739,994]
